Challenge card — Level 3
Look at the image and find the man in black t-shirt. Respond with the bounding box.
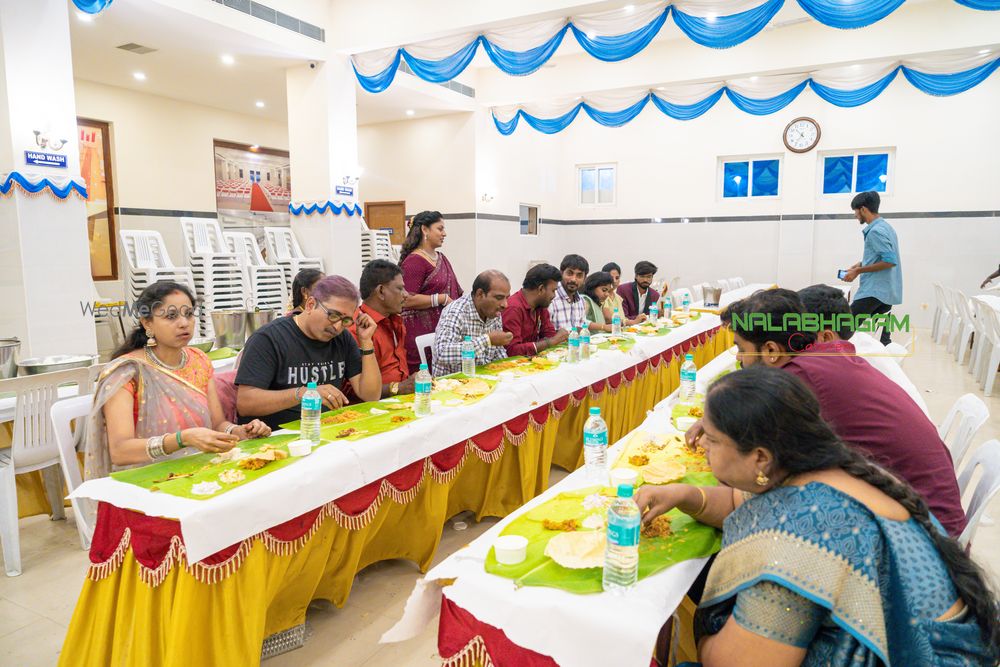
[236,275,382,429]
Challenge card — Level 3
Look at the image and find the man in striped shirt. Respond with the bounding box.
[432,270,512,376]
[548,254,589,332]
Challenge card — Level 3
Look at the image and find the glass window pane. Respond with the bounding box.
[823,156,854,194]
[580,168,596,204]
[751,159,779,197]
[855,153,889,193]
[723,161,749,198]
[598,167,614,203]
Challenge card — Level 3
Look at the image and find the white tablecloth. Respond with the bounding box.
[0,357,238,425]
[381,348,739,667]
[69,285,765,562]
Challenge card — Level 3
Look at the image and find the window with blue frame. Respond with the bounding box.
[721,157,780,198]
[822,151,890,194]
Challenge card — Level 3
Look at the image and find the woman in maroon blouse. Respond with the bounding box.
[399,211,463,370]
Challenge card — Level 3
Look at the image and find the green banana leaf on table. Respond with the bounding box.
[206,347,238,361]
[484,486,721,594]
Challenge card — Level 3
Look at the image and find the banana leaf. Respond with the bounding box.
[485,486,721,594]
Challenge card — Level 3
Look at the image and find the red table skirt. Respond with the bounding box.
[439,594,659,667]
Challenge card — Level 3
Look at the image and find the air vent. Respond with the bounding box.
[116,43,158,55]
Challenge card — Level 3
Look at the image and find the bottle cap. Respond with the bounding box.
[685,353,694,361]
[307,381,317,389]
[420,363,428,370]
[589,407,600,416]
[617,484,634,498]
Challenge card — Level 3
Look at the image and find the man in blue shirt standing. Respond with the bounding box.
[842,191,902,345]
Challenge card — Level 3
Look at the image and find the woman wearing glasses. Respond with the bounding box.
[235,275,382,429]
[85,281,271,480]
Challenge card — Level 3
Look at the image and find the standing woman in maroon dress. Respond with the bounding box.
[399,211,463,370]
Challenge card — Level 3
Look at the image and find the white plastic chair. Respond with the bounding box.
[930,283,950,343]
[731,277,745,287]
[883,342,908,366]
[949,291,976,365]
[937,393,990,468]
[263,227,324,295]
[957,439,1000,547]
[119,230,197,329]
[224,232,287,311]
[50,395,96,550]
[973,301,1000,396]
[718,279,733,292]
[689,284,703,302]
[0,367,93,576]
[181,219,249,338]
[969,297,993,376]
[415,333,435,368]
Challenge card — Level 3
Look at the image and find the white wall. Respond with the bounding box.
[356,75,1000,329]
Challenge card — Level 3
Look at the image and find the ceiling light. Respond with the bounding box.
[653,217,662,223]
[586,31,597,40]
[705,14,718,23]
[750,76,759,81]
[405,109,415,116]
[980,49,991,55]
[624,4,635,13]
[76,12,94,23]
[657,86,666,91]
[221,54,236,66]
[255,100,265,108]
[249,145,259,151]
[133,71,146,81]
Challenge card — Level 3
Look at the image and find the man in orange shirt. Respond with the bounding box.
[350,259,415,398]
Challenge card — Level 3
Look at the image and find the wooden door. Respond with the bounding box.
[364,201,407,244]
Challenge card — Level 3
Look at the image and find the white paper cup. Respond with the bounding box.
[494,535,528,565]
[610,467,639,489]
[675,416,697,432]
[288,439,314,457]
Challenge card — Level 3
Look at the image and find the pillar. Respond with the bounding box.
[0,0,97,358]
[286,56,364,284]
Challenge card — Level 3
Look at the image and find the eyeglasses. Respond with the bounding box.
[315,301,355,326]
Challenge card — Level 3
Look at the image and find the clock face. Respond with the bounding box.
[784,118,820,153]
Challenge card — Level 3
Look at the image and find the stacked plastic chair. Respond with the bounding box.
[119,230,196,330]
[180,219,248,338]
[224,231,288,311]
[361,229,395,267]
[263,226,324,295]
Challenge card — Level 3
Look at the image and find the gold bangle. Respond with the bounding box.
[691,486,708,518]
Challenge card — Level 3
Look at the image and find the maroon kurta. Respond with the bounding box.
[617,282,660,319]
[501,290,556,357]
[400,251,462,370]
[782,339,967,538]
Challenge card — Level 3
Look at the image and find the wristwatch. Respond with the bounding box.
[360,347,375,356]
[389,381,400,396]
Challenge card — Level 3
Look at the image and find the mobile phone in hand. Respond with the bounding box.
[837,269,848,281]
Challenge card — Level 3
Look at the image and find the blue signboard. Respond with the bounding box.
[24,151,67,168]
[335,185,354,197]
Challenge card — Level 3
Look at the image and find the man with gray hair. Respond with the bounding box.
[432,270,513,375]
[236,275,383,429]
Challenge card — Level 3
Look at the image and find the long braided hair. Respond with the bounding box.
[705,366,1000,656]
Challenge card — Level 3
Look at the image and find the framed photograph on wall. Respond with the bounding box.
[213,140,291,244]
[78,118,118,280]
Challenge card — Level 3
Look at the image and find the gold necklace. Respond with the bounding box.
[145,345,187,370]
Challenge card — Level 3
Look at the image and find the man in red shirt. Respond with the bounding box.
[718,288,967,537]
[502,263,570,357]
[349,259,414,398]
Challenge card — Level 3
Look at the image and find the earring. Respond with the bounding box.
[146,331,157,348]
[755,470,769,487]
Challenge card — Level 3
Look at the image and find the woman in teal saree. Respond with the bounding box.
[636,366,999,667]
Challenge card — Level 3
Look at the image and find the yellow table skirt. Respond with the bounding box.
[59,330,731,667]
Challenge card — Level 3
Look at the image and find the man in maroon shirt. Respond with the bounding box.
[502,263,570,356]
[715,288,966,537]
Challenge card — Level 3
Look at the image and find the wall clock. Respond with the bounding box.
[783,117,821,153]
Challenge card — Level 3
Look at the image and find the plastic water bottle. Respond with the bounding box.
[663,295,673,319]
[682,294,691,313]
[579,322,591,360]
[603,484,640,593]
[611,308,622,335]
[414,363,433,416]
[461,335,476,376]
[680,353,697,404]
[300,381,322,445]
[568,327,580,363]
[649,301,659,322]
[583,407,608,483]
